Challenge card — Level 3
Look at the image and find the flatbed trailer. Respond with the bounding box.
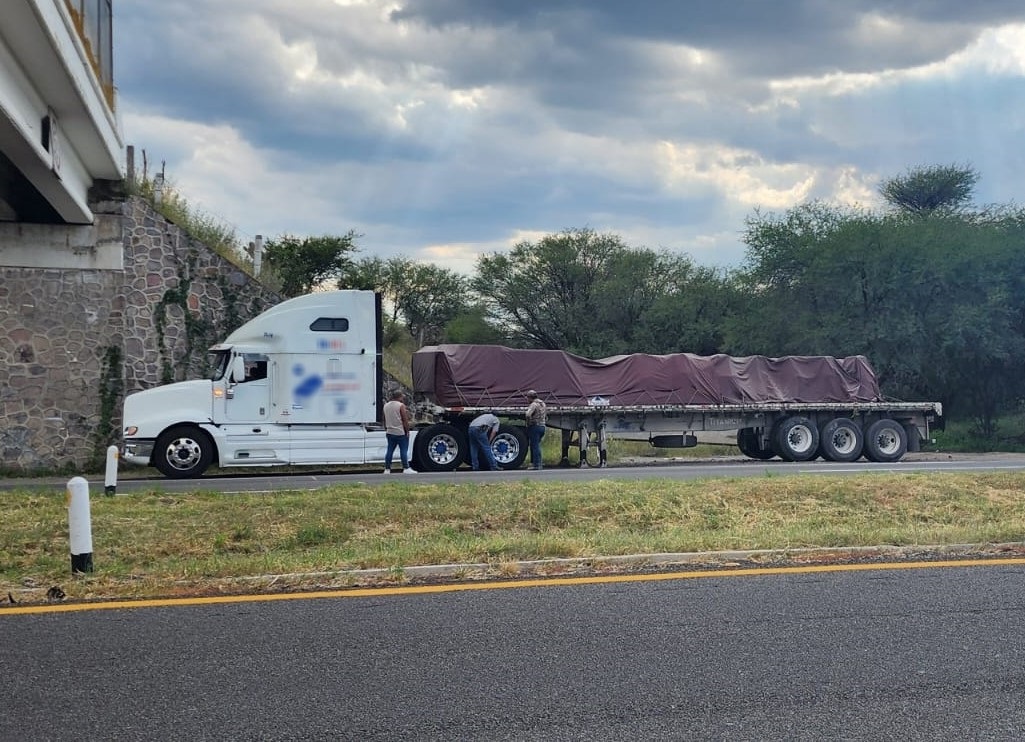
[410,399,943,471]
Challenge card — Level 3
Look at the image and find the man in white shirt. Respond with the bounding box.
[468,412,500,471]
[383,390,415,473]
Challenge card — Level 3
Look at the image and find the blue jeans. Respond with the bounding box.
[385,433,409,470]
[469,426,498,470]
[527,424,546,469]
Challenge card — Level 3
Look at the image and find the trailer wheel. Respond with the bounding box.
[736,428,775,460]
[770,416,819,462]
[818,417,863,462]
[153,425,214,478]
[494,424,528,470]
[417,423,467,472]
[863,418,907,463]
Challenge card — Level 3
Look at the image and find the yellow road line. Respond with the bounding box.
[4,557,1025,616]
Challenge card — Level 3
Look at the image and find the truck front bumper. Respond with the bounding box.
[122,439,155,466]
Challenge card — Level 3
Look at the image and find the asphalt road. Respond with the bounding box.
[3,561,1025,740]
[6,452,1025,494]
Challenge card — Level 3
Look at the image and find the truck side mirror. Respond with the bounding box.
[231,356,246,383]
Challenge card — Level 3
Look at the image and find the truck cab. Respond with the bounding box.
[122,290,391,478]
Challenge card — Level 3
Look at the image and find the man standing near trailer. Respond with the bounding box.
[383,390,415,474]
[524,390,547,470]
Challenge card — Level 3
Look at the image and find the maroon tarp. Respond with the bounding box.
[412,345,882,408]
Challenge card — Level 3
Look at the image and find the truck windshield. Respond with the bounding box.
[209,349,232,381]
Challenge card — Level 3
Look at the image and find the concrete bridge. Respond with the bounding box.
[0,0,124,269]
[0,2,281,475]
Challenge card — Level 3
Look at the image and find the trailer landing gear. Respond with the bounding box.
[558,425,608,468]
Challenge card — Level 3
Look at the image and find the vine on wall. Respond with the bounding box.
[90,343,124,468]
[216,273,243,334]
[153,251,216,383]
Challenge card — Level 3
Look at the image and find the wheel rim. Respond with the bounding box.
[426,433,461,467]
[165,437,203,472]
[831,427,858,456]
[492,432,522,466]
[873,428,901,455]
[786,424,815,455]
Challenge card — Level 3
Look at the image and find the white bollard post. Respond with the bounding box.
[104,445,119,496]
[67,477,94,573]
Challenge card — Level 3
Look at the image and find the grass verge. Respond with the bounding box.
[3,471,1025,605]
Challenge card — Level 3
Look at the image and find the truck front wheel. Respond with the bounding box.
[410,428,430,471]
[153,425,214,478]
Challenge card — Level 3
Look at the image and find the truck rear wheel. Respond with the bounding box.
[771,416,819,462]
[864,418,907,462]
[153,425,214,478]
[818,417,863,462]
[494,424,528,469]
[736,428,775,460]
[417,423,467,472]
[410,428,430,471]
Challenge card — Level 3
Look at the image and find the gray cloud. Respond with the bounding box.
[389,1,1018,73]
[114,1,1025,269]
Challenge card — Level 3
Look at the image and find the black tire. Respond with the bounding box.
[904,423,922,453]
[494,424,528,470]
[770,416,819,462]
[863,418,907,463]
[410,427,430,471]
[153,425,215,478]
[416,423,467,472]
[818,417,864,462]
[736,428,775,460]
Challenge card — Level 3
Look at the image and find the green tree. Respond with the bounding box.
[474,228,621,352]
[917,213,1025,434]
[632,265,736,355]
[727,201,859,355]
[342,255,471,346]
[445,304,508,345]
[879,164,979,216]
[338,255,387,292]
[394,262,471,346]
[263,232,361,297]
[473,228,709,356]
[587,248,710,355]
[733,181,1025,434]
[339,255,405,323]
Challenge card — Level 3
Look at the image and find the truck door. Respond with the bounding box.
[225,353,271,422]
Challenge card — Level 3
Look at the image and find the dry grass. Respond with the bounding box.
[3,471,1025,604]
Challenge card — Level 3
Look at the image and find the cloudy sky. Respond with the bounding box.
[114,1,1025,273]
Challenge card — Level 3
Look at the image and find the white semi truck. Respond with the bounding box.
[122,290,398,478]
[122,290,943,478]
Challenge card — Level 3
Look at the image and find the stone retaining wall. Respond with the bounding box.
[0,196,280,473]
